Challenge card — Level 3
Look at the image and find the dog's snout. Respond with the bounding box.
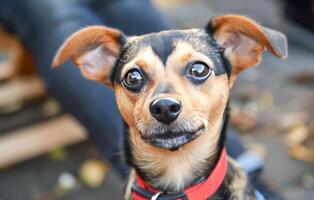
[149,98,181,124]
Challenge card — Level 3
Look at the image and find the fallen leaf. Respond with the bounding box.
[55,172,78,195]
[278,112,309,131]
[291,71,314,85]
[284,123,309,146]
[41,98,61,117]
[288,144,314,163]
[245,142,267,159]
[234,85,258,102]
[230,110,258,133]
[301,173,314,190]
[79,159,109,188]
[258,91,273,112]
[48,147,67,161]
[35,192,57,200]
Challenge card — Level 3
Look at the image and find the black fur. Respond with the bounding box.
[111,29,231,84]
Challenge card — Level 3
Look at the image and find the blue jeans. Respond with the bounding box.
[0,0,245,177]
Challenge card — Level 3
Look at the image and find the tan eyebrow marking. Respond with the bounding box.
[120,46,164,80]
[166,42,214,72]
[180,53,193,64]
[136,59,150,71]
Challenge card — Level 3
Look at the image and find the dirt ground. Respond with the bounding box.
[0,0,313,200]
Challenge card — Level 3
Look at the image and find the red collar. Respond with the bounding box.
[131,147,228,200]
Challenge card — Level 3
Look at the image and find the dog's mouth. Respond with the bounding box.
[140,124,205,151]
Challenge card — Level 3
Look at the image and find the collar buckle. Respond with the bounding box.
[151,191,162,200]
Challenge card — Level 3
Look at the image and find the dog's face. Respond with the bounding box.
[112,30,231,150]
[53,15,287,151]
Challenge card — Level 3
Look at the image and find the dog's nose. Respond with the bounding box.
[149,98,182,124]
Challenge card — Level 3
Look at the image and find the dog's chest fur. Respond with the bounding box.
[127,115,224,192]
[125,158,256,200]
[124,116,256,200]
[131,128,216,191]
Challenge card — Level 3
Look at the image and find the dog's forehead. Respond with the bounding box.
[137,29,218,63]
[113,29,229,82]
[139,30,191,64]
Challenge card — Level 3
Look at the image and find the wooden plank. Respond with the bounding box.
[153,0,196,9]
[0,75,46,112]
[0,115,88,169]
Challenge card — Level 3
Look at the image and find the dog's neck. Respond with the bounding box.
[125,112,228,192]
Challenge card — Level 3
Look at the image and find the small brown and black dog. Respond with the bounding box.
[52,14,287,200]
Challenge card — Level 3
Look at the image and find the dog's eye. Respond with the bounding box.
[187,61,212,83]
[122,69,144,92]
[190,62,211,77]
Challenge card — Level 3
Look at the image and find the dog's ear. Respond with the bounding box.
[209,15,288,86]
[52,26,126,87]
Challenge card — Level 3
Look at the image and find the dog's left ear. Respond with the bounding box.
[52,26,126,87]
[209,15,288,86]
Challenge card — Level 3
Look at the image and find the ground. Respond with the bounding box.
[0,0,313,200]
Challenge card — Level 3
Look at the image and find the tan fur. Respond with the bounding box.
[120,46,164,82]
[167,42,214,72]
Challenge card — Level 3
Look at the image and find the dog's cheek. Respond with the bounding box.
[115,86,136,127]
[173,87,202,123]
[191,75,229,124]
[173,75,209,121]
[206,75,229,121]
[133,91,153,135]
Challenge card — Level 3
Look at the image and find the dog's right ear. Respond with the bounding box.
[52,26,126,87]
[209,15,287,87]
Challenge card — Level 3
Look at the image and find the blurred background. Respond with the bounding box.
[0,0,313,200]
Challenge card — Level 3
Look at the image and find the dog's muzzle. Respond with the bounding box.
[140,121,205,151]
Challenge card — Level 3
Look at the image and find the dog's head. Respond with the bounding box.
[53,15,287,151]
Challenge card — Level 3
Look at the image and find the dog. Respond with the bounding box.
[52,14,287,200]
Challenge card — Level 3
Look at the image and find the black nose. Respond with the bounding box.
[149,98,182,124]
